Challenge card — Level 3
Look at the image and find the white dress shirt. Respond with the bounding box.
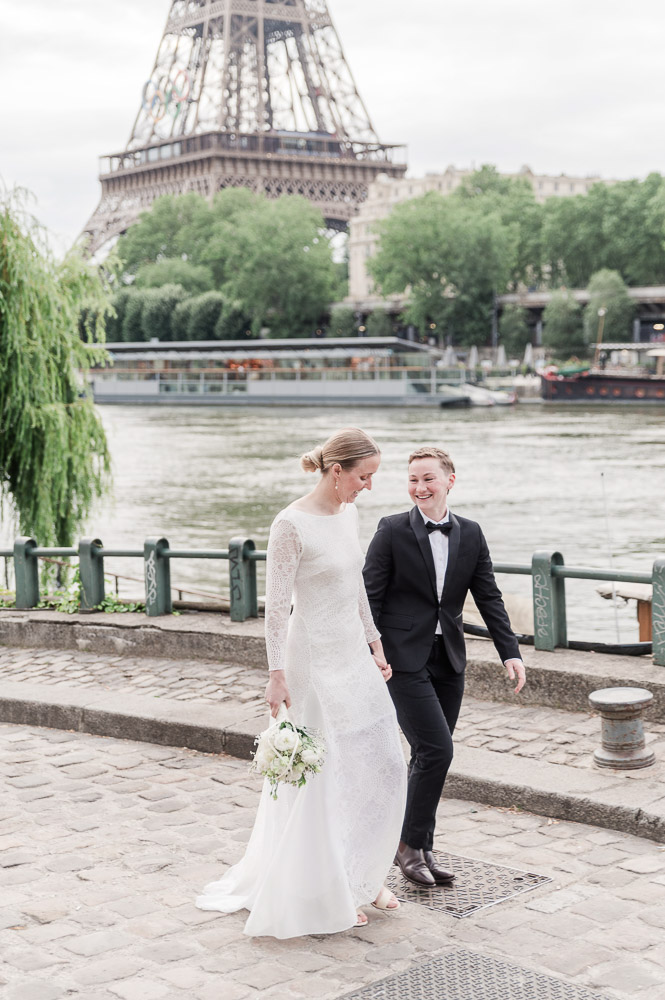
[417,507,522,673]
[418,506,450,635]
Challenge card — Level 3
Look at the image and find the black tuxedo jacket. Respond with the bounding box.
[363,507,520,674]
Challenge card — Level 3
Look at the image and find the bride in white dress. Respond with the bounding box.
[196,428,407,938]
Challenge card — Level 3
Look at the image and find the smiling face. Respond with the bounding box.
[408,457,455,521]
[333,453,381,504]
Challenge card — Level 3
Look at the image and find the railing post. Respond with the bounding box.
[144,537,172,616]
[531,550,567,651]
[229,537,258,622]
[14,537,39,609]
[652,557,665,667]
[79,538,105,610]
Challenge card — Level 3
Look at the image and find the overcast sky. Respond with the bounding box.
[2,0,664,254]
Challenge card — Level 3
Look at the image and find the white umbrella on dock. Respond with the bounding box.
[523,342,534,368]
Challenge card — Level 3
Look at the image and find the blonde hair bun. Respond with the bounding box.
[300,446,325,473]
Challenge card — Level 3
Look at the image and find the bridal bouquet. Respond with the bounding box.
[251,705,326,799]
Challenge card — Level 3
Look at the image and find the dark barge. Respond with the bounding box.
[541,359,665,403]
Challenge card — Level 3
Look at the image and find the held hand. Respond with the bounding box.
[265,670,292,718]
[372,653,392,682]
[505,658,526,694]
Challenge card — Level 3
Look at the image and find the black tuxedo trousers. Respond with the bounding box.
[363,507,520,850]
[388,636,465,849]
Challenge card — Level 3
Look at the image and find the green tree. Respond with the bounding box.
[541,175,665,288]
[542,289,585,357]
[121,290,146,342]
[370,191,518,345]
[601,175,665,285]
[541,189,605,288]
[498,304,531,357]
[214,303,253,340]
[134,258,214,295]
[328,306,357,337]
[365,309,394,337]
[218,196,336,337]
[203,188,266,287]
[116,192,213,274]
[141,284,188,342]
[172,299,192,342]
[116,189,337,338]
[186,291,226,340]
[584,269,635,345]
[104,287,133,341]
[457,166,543,288]
[0,192,111,547]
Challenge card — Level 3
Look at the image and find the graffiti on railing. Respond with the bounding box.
[533,571,551,640]
[145,550,158,607]
[653,603,665,643]
[229,545,243,606]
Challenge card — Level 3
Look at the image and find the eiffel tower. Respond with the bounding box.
[82,0,406,255]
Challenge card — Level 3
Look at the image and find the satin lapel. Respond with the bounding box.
[408,506,438,601]
[442,512,460,596]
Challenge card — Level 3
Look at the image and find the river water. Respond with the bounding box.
[77,403,664,643]
[3,404,664,642]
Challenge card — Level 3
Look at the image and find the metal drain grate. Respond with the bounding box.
[386,851,551,917]
[338,949,612,1000]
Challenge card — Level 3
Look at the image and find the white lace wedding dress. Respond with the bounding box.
[196,503,406,938]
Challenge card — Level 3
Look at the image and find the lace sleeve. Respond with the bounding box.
[358,576,381,644]
[264,515,303,672]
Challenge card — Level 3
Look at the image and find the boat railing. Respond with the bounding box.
[2,539,664,664]
[88,366,484,399]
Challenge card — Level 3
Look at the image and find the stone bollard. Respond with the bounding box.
[588,687,655,770]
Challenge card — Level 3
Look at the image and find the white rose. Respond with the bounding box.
[254,744,275,770]
[300,746,321,766]
[273,727,299,753]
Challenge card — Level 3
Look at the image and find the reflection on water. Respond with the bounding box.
[3,403,665,641]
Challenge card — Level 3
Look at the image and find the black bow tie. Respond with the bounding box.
[425,521,452,534]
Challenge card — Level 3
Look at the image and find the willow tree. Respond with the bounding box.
[0,191,112,547]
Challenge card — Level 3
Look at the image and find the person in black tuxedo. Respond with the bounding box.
[363,446,526,887]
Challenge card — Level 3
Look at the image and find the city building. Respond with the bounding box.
[347,165,618,308]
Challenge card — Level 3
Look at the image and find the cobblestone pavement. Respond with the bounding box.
[1,722,665,1000]
[453,701,665,770]
[2,645,665,772]
[0,645,267,707]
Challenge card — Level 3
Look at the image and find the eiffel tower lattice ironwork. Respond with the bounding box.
[82,0,406,254]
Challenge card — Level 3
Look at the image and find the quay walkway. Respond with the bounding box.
[2,610,665,841]
[1,611,665,999]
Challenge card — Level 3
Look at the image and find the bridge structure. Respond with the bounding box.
[498,286,665,346]
[81,0,406,255]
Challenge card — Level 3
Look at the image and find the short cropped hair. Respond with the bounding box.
[408,446,455,476]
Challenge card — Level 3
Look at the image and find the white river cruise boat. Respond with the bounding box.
[89,337,477,408]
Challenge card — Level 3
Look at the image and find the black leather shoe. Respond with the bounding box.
[394,844,436,887]
[423,850,455,884]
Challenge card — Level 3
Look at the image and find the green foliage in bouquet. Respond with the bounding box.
[251,718,326,800]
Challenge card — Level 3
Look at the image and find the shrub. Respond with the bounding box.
[186,291,226,341]
[141,284,187,342]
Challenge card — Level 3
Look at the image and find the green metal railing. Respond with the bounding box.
[1,539,664,665]
[2,536,265,624]
[494,550,665,664]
